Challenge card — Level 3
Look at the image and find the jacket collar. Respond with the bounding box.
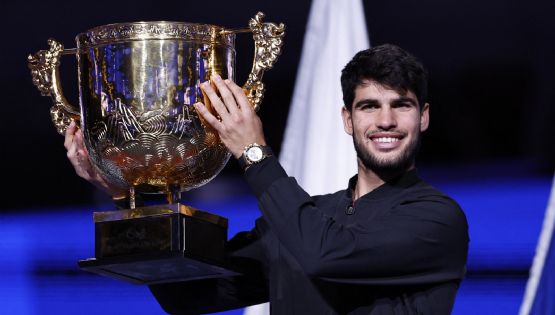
[346,169,420,201]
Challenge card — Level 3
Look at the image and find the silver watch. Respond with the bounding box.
[238,143,273,170]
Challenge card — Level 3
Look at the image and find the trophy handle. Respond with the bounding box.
[242,12,285,111]
[28,39,80,135]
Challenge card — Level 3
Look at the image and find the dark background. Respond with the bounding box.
[2,0,554,210]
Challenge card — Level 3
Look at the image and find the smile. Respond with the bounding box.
[366,132,405,150]
[372,137,400,143]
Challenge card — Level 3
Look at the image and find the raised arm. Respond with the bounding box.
[245,157,468,284]
[195,76,468,286]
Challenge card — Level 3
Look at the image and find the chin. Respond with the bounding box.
[353,132,421,175]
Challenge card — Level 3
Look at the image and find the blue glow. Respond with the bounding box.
[1,170,552,314]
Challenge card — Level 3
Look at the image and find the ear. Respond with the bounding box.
[420,102,430,132]
[341,106,353,135]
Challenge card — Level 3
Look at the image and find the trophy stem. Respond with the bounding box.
[166,183,181,204]
[129,186,136,209]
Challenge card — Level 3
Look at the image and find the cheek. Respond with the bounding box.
[353,119,369,135]
[352,113,374,128]
[399,115,421,132]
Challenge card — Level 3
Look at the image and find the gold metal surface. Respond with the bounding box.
[244,12,285,111]
[77,22,233,49]
[93,203,228,228]
[28,12,285,194]
[28,39,79,134]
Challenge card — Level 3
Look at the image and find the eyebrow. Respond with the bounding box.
[353,96,418,109]
[353,99,379,109]
[391,97,418,107]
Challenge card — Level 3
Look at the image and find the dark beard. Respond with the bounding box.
[352,130,421,177]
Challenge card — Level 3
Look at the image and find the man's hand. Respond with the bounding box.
[64,121,127,198]
[194,74,267,159]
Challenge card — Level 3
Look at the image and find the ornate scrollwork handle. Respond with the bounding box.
[243,12,285,111]
[28,39,80,135]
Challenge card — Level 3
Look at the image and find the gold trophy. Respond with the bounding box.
[28,12,284,284]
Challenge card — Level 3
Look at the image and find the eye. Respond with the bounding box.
[393,102,414,111]
[359,103,379,111]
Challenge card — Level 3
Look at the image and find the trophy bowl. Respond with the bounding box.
[28,12,284,284]
[29,12,284,198]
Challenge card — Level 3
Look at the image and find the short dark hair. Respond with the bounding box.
[340,44,428,111]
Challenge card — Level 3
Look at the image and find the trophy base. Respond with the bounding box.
[78,203,239,284]
[78,252,239,285]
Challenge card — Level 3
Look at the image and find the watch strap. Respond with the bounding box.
[238,144,273,171]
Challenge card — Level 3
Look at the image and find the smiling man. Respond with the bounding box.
[65,44,469,314]
[345,81,426,174]
[188,44,469,314]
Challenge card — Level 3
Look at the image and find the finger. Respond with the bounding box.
[71,147,94,180]
[212,74,240,115]
[74,161,90,179]
[74,129,87,152]
[80,154,97,178]
[66,132,79,160]
[77,147,90,159]
[67,129,86,162]
[64,121,77,149]
[194,102,224,132]
[200,81,229,119]
[225,79,254,115]
[67,143,83,175]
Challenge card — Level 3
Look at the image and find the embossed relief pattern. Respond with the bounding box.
[80,40,232,193]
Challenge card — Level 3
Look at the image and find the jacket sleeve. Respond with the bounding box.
[148,227,269,314]
[245,156,469,286]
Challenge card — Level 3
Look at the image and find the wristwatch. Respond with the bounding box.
[238,143,273,171]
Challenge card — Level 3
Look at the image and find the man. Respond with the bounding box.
[65,44,468,314]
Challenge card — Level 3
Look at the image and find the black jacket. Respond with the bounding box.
[150,157,469,314]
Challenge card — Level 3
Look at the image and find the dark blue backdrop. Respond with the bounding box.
[1,161,552,314]
[2,0,554,313]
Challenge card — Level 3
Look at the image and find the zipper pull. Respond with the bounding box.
[345,203,355,215]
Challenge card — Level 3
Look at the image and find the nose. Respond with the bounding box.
[376,106,397,130]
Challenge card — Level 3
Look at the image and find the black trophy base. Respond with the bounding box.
[78,203,239,285]
[78,252,238,285]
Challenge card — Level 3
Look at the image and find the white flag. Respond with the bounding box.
[519,173,555,315]
[245,0,369,313]
[279,0,369,196]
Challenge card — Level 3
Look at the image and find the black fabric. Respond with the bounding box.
[150,156,469,314]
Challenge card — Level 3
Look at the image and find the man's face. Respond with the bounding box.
[341,80,429,173]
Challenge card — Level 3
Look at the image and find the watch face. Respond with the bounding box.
[246,146,264,162]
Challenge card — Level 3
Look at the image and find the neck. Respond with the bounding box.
[353,161,415,201]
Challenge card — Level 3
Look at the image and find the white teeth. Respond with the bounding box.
[373,137,399,143]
